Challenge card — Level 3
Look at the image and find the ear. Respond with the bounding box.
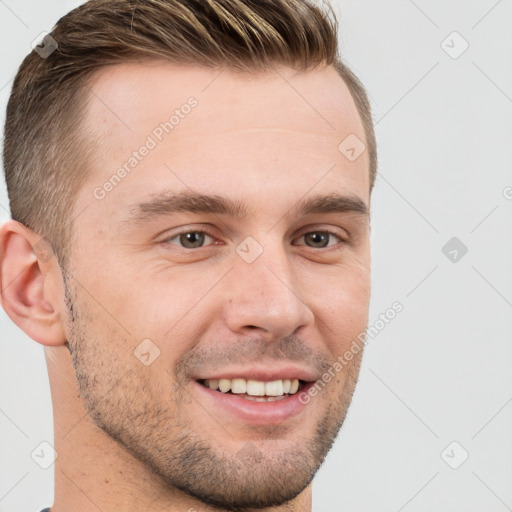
[0,220,67,346]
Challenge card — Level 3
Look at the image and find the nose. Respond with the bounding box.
[222,240,314,340]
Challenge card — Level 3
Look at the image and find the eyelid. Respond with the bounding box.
[158,225,219,246]
[294,224,349,242]
[293,231,344,248]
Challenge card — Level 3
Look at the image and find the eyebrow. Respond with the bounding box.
[125,191,368,224]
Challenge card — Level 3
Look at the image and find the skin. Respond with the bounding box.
[0,61,371,512]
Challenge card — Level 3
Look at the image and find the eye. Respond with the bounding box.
[296,231,343,249]
[164,231,215,249]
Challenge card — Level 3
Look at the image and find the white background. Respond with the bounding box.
[1,1,511,511]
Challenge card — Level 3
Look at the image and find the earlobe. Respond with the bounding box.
[0,220,67,346]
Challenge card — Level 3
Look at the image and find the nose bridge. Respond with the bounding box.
[223,235,313,337]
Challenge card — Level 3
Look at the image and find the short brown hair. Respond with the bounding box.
[3,0,377,268]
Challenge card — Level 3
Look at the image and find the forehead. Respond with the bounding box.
[84,60,363,130]
[76,61,369,222]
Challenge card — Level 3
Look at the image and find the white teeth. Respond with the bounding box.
[231,378,247,394]
[289,379,299,394]
[219,378,231,393]
[201,377,301,397]
[265,380,284,396]
[247,379,265,396]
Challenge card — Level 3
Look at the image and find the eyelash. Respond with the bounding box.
[160,227,347,250]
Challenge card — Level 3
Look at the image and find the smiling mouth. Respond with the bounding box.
[197,378,306,402]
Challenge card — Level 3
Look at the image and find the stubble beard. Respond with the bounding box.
[62,272,363,510]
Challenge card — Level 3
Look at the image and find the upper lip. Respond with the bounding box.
[193,366,319,383]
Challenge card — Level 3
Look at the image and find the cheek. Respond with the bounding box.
[109,269,224,371]
[322,292,369,353]
[306,263,370,352]
[129,269,221,334]
[74,250,208,336]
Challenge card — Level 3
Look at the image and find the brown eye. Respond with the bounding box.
[299,231,342,248]
[166,231,213,248]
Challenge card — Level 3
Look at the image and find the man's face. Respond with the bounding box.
[64,62,371,509]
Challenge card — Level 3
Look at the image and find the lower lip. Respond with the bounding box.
[193,381,314,425]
